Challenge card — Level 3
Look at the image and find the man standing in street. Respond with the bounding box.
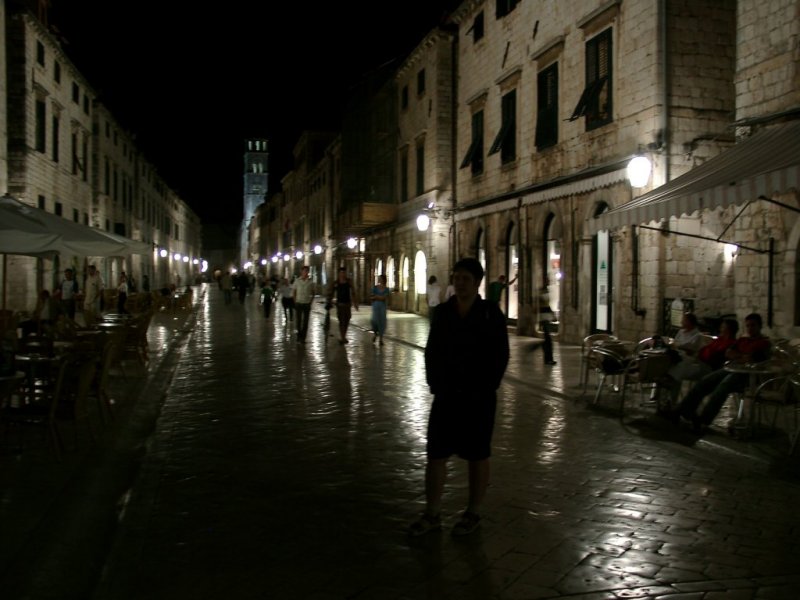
[409,257,509,537]
[83,264,104,326]
[292,265,315,343]
[60,268,79,320]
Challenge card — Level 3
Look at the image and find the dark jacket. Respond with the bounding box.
[425,296,509,397]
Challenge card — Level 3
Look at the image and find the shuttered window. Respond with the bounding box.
[569,28,612,129]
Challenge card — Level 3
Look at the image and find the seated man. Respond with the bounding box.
[675,313,770,431]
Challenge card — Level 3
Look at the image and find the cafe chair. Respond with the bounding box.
[2,354,97,461]
[752,373,798,453]
[89,338,121,424]
[590,346,632,411]
[581,334,617,394]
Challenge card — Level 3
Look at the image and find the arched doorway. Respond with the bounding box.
[592,203,612,333]
[414,250,427,313]
[476,228,486,300]
[543,213,562,327]
[374,258,384,286]
[506,223,519,320]
[401,255,410,312]
[387,256,396,290]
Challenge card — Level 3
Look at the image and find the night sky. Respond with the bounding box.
[48,0,462,228]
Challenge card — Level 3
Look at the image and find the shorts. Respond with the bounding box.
[336,303,352,326]
[426,391,497,461]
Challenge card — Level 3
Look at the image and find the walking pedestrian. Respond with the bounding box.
[292,266,315,343]
[236,272,248,304]
[117,273,129,314]
[329,268,358,344]
[59,268,79,320]
[539,285,556,366]
[260,278,274,318]
[83,264,105,326]
[370,274,390,345]
[409,257,509,537]
[278,278,294,322]
[426,275,441,325]
[221,271,233,305]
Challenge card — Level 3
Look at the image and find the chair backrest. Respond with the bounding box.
[52,355,96,420]
[583,334,616,354]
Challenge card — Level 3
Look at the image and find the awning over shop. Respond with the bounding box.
[587,120,800,235]
[0,194,152,257]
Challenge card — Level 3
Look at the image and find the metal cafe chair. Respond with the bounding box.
[751,372,799,454]
[580,333,617,394]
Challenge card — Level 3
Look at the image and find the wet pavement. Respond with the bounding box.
[2,285,799,599]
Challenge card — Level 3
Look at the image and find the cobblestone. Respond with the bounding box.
[1,284,798,599]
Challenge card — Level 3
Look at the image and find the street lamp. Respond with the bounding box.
[346,237,357,249]
[416,214,431,232]
[627,156,652,188]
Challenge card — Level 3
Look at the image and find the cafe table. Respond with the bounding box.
[0,371,26,409]
[13,354,61,405]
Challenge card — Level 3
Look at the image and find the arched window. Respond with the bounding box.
[374,258,384,286]
[592,202,612,333]
[544,213,562,322]
[476,228,486,299]
[506,222,519,320]
[387,256,396,289]
[401,256,409,292]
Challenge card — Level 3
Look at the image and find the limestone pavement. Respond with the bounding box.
[1,284,798,599]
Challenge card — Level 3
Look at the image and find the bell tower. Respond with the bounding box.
[240,139,268,264]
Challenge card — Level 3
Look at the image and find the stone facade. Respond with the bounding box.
[1,5,201,312]
[250,0,798,342]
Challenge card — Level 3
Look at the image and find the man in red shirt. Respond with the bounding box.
[676,313,771,431]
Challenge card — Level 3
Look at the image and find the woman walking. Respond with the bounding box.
[370,274,390,345]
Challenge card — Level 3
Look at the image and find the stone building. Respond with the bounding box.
[1,2,202,310]
[250,0,798,342]
[4,6,97,306]
[373,26,456,315]
[450,0,744,342]
[589,0,800,340]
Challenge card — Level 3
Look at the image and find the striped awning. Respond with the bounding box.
[587,120,800,234]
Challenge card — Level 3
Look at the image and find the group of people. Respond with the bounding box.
[24,265,148,333]
[252,267,361,345]
[660,312,771,432]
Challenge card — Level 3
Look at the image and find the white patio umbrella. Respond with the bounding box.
[0,194,152,309]
[0,194,151,256]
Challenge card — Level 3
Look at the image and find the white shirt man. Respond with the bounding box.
[292,266,315,342]
[83,265,105,324]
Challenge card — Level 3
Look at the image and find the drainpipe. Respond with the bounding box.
[658,0,669,183]
[449,28,458,270]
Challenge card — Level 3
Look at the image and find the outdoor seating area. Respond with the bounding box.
[0,303,156,461]
[582,330,800,454]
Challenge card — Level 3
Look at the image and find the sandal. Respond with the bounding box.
[408,513,441,537]
[451,511,481,536]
